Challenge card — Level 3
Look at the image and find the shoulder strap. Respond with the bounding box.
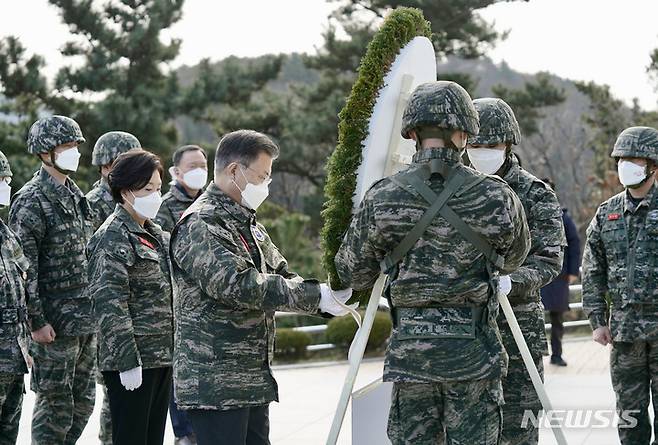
[382,167,505,272]
[380,168,466,273]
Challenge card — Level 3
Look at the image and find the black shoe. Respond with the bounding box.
[550,356,567,367]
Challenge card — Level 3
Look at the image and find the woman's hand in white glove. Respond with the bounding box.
[119,366,143,391]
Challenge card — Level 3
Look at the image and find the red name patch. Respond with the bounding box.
[138,237,155,249]
[608,213,621,221]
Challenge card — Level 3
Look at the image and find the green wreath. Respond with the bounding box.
[320,7,432,293]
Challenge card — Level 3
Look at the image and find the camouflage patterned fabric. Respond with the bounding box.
[155,183,201,233]
[170,182,321,410]
[387,379,504,445]
[470,98,522,146]
[87,178,115,231]
[335,146,530,443]
[0,374,24,445]
[9,168,95,333]
[401,81,480,138]
[29,334,96,444]
[610,126,658,163]
[497,155,564,445]
[9,166,97,444]
[27,115,85,155]
[87,205,174,372]
[583,182,658,444]
[0,217,30,445]
[0,151,12,177]
[609,340,658,444]
[91,131,141,166]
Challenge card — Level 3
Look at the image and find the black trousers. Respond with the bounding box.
[187,404,271,445]
[103,366,172,445]
[550,311,564,358]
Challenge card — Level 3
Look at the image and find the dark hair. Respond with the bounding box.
[108,149,164,204]
[172,144,207,167]
[214,130,279,171]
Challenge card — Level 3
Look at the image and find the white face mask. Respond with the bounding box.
[0,181,11,207]
[234,166,270,210]
[129,191,162,219]
[467,148,506,175]
[54,147,81,172]
[617,160,648,187]
[182,168,208,191]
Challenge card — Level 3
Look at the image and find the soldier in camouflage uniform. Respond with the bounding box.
[9,115,96,444]
[0,150,30,445]
[583,126,658,445]
[468,98,565,445]
[87,149,173,444]
[335,81,531,445]
[170,130,352,445]
[155,144,208,234]
[86,130,141,445]
[87,131,142,230]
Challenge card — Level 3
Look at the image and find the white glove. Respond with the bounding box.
[119,366,143,391]
[319,284,358,317]
[499,275,512,298]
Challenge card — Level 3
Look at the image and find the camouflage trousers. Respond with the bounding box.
[0,373,24,445]
[30,334,96,445]
[96,371,112,445]
[387,379,504,445]
[610,340,658,445]
[500,353,544,445]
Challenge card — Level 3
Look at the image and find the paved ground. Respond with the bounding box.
[15,336,650,444]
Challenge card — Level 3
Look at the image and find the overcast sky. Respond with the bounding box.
[2,0,657,109]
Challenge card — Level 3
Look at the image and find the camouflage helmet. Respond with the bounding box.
[27,115,85,155]
[401,81,479,139]
[92,131,141,166]
[0,150,12,178]
[611,126,658,163]
[470,98,521,146]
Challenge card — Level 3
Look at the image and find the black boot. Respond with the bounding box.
[550,356,567,367]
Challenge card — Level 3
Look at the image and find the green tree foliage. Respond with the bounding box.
[0,0,281,193]
[492,72,566,136]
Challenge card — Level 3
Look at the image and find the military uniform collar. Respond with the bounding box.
[501,154,521,185]
[171,181,199,203]
[37,167,85,202]
[624,182,657,214]
[412,147,462,165]
[206,182,255,223]
[113,204,162,239]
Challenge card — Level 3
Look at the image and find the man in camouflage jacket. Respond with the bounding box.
[9,115,96,444]
[583,126,658,445]
[170,130,351,445]
[336,82,530,445]
[468,98,565,445]
[0,149,30,444]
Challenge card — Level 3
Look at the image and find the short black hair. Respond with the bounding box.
[108,149,164,204]
[214,130,279,171]
[172,144,207,167]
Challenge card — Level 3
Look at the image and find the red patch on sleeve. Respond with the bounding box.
[607,213,621,221]
[138,237,155,249]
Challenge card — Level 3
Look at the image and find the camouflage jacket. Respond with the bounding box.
[155,183,201,233]
[0,220,30,374]
[86,178,114,231]
[336,148,530,383]
[87,205,173,371]
[498,157,565,358]
[583,183,658,342]
[170,183,321,410]
[9,168,95,335]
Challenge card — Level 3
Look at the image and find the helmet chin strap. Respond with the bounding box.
[42,152,72,175]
